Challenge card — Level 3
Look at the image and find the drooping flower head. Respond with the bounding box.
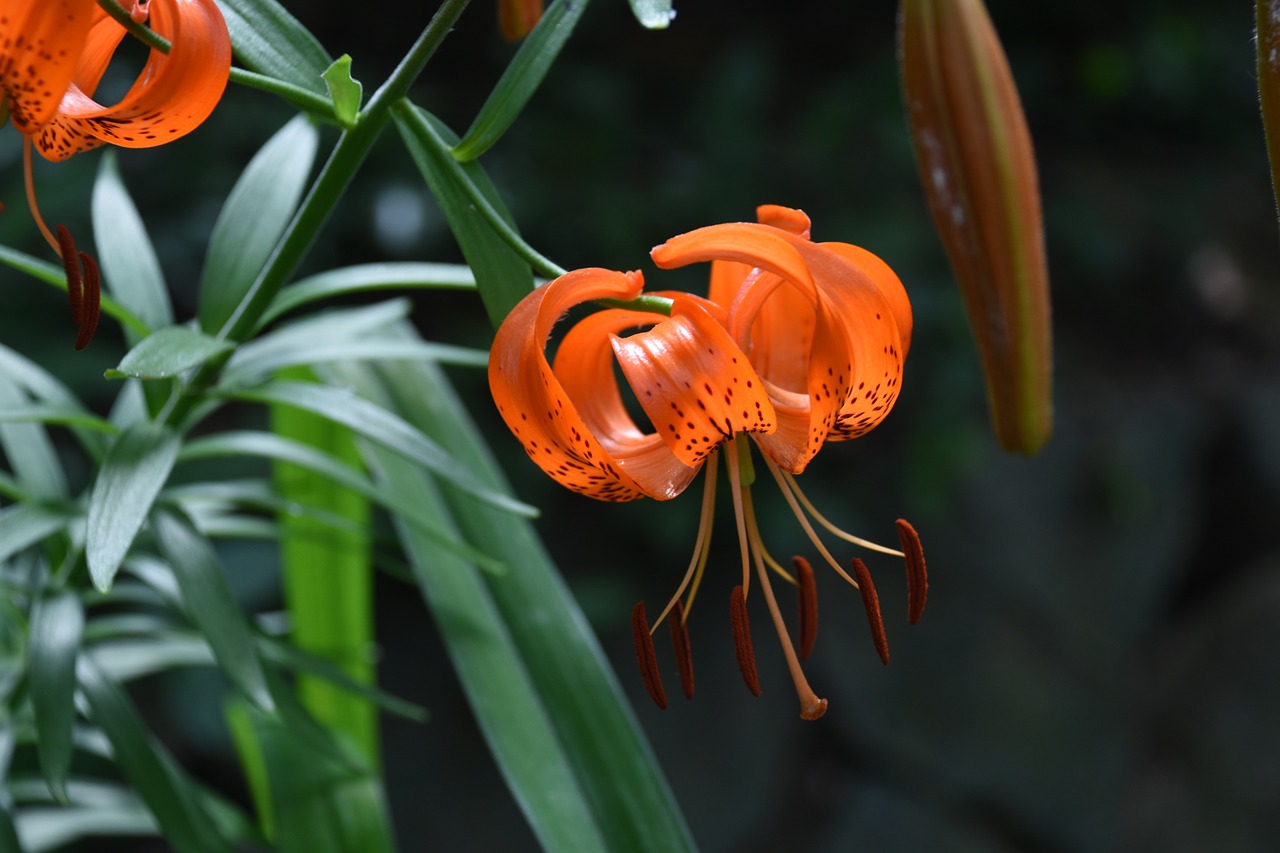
[489,206,928,719]
[1,0,231,347]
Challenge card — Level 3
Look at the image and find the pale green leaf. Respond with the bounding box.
[28,591,84,803]
[0,504,69,564]
[86,423,181,592]
[199,115,320,334]
[217,0,332,96]
[106,327,234,380]
[629,0,677,28]
[92,152,172,337]
[258,262,474,328]
[153,509,274,711]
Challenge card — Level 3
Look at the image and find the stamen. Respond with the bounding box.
[794,556,818,660]
[764,456,862,588]
[747,520,828,720]
[896,519,928,625]
[75,252,101,351]
[57,225,83,324]
[729,585,761,696]
[652,450,718,629]
[726,438,752,595]
[669,599,694,699]
[631,601,667,709]
[851,559,890,665]
[23,138,59,254]
[781,469,905,557]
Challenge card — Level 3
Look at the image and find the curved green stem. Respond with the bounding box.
[229,69,337,122]
[97,0,171,53]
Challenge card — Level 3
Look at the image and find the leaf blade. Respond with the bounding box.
[106,327,235,381]
[28,591,85,803]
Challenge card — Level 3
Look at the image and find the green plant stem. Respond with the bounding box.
[162,0,473,428]
[97,0,171,53]
[394,102,567,281]
[229,69,337,122]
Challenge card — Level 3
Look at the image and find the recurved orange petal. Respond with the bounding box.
[0,0,98,133]
[35,0,231,161]
[490,269,694,501]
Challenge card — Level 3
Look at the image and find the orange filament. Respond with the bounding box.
[631,601,667,709]
[23,138,59,254]
[728,585,760,696]
[794,556,818,660]
[75,251,101,351]
[780,468,905,557]
[651,449,718,631]
[668,599,694,700]
[896,519,928,625]
[726,440,752,595]
[851,559,889,665]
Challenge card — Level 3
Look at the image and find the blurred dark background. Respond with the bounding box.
[3,0,1279,851]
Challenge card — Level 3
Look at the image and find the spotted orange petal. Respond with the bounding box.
[35,0,231,162]
[0,0,98,133]
[653,221,908,471]
[611,295,777,469]
[490,268,696,501]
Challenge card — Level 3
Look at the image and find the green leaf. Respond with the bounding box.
[363,327,697,852]
[77,654,231,853]
[453,0,592,161]
[14,802,158,851]
[354,416,609,853]
[0,404,119,435]
[220,381,534,518]
[177,431,504,572]
[321,55,362,129]
[28,591,84,803]
[228,338,485,383]
[0,343,107,461]
[106,327,235,381]
[199,115,320,335]
[257,637,427,723]
[258,262,474,328]
[217,0,332,96]
[86,423,182,592]
[92,152,172,338]
[394,106,535,327]
[0,373,68,501]
[0,504,69,564]
[231,299,413,380]
[628,0,677,29]
[152,509,274,711]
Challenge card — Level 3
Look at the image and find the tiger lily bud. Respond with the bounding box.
[899,0,1053,455]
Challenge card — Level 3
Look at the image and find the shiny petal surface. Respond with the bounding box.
[489,268,696,501]
[35,0,231,161]
[612,296,776,469]
[0,0,97,133]
[653,221,908,472]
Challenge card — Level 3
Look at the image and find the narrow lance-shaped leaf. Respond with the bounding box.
[394,105,535,328]
[92,152,172,338]
[29,590,85,803]
[106,327,235,380]
[77,655,231,853]
[199,115,320,334]
[453,0,592,161]
[86,422,182,591]
[0,373,68,500]
[1259,0,1280,227]
[217,0,332,96]
[900,0,1052,454]
[153,508,274,711]
[354,330,697,852]
[628,0,676,29]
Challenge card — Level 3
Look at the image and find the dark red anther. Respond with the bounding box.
[56,224,82,325]
[631,601,667,710]
[74,251,101,351]
[669,599,695,700]
[896,518,928,624]
[851,558,890,665]
[793,556,818,660]
[729,585,761,696]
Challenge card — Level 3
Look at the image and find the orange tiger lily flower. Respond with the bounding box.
[490,206,929,720]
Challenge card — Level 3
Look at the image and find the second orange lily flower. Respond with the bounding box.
[490,205,928,720]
